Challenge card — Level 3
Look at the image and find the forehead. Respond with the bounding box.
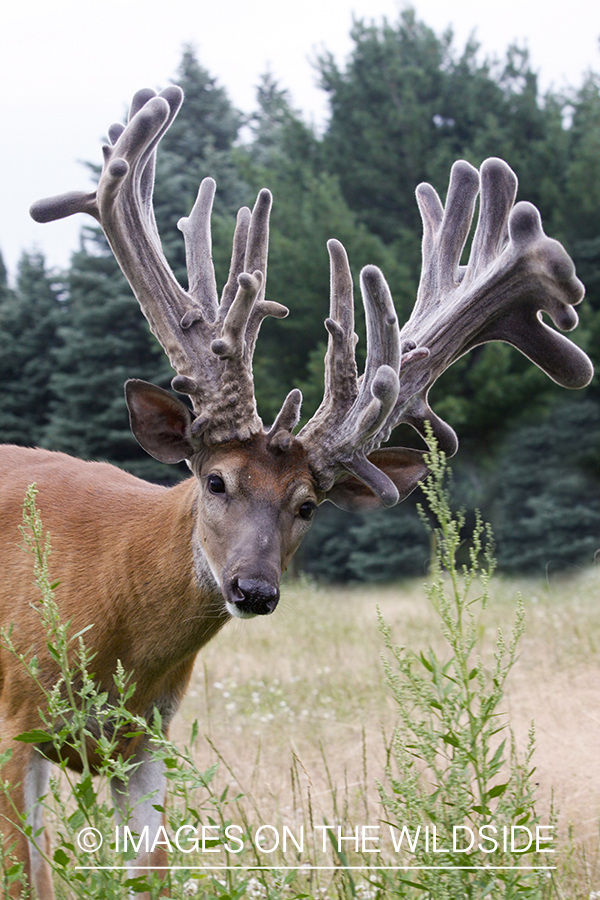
[196,435,314,494]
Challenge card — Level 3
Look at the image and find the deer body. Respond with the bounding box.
[0,447,214,896]
[2,84,593,898]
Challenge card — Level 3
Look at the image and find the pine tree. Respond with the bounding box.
[318,11,563,249]
[0,251,11,304]
[0,251,63,446]
[491,400,600,572]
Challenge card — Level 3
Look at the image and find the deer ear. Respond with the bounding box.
[125,379,195,464]
[325,448,428,512]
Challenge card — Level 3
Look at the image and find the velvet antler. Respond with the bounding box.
[30,87,288,445]
[299,157,592,505]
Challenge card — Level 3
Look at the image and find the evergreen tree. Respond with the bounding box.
[318,11,563,249]
[562,73,600,244]
[561,74,600,366]
[0,251,11,303]
[0,251,63,445]
[491,400,600,572]
[299,499,428,582]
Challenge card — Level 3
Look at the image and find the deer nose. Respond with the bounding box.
[233,579,279,616]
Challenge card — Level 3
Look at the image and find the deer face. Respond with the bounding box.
[126,382,322,618]
[191,435,317,618]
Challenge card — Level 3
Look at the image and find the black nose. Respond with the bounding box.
[234,579,279,616]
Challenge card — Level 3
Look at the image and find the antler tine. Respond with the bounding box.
[267,389,303,450]
[244,188,271,283]
[357,266,401,420]
[382,157,594,454]
[177,177,219,320]
[299,241,402,505]
[219,205,252,318]
[467,157,517,274]
[298,240,358,440]
[128,87,177,236]
[414,160,479,310]
[244,190,289,363]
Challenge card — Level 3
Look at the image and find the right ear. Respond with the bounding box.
[324,447,429,512]
[125,379,195,464]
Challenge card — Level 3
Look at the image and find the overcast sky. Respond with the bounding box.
[2,0,599,282]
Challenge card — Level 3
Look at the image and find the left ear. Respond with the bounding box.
[325,448,428,512]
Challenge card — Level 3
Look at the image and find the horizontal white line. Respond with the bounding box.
[74,865,556,871]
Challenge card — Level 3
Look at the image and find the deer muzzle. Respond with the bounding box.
[227,577,280,618]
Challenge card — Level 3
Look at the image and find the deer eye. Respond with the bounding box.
[298,501,316,521]
[207,474,226,494]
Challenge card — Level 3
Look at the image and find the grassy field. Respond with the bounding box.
[171,566,600,895]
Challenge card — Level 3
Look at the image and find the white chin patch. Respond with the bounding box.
[225,600,257,619]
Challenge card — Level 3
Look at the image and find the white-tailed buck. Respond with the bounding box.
[0,85,593,897]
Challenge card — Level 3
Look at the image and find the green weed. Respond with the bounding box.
[375,434,554,899]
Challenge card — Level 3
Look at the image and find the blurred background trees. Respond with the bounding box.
[2,11,600,577]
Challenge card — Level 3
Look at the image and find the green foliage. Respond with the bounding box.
[300,501,429,583]
[376,437,552,898]
[318,12,562,246]
[491,400,600,573]
[562,74,600,243]
[0,250,11,302]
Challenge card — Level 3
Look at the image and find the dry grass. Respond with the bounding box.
[171,567,600,889]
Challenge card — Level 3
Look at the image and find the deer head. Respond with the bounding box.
[30,86,593,614]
